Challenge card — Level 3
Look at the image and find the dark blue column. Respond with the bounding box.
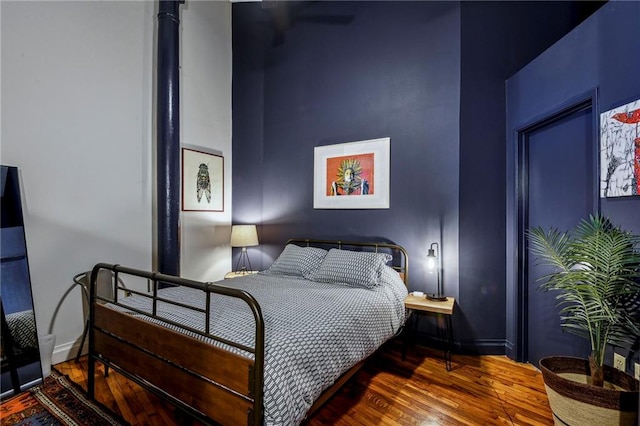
[157,0,183,276]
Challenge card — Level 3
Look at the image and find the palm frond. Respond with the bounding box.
[527,214,640,368]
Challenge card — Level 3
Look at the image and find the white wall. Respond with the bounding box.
[180,0,233,282]
[1,0,232,364]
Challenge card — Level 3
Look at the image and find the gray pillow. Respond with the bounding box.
[308,248,392,289]
[263,244,327,278]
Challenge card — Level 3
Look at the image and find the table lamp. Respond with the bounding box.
[426,242,447,301]
[230,225,259,273]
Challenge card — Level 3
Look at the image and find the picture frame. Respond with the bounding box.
[600,98,640,198]
[314,137,390,209]
[181,147,224,212]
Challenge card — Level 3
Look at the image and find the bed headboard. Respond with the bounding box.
[286,238,409,286]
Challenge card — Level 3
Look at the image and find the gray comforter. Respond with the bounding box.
[115,265,407,425]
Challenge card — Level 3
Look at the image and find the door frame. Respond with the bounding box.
[507,89,600,362]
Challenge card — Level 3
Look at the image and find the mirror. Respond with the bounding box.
[1,165,43,399]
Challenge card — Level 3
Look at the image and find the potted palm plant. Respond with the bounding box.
[528,214,640,426]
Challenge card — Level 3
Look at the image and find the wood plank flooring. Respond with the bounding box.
[54,340,553,425]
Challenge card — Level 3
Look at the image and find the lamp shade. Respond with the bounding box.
[230,225,259,248]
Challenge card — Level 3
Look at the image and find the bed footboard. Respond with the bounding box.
[86,263,265,426]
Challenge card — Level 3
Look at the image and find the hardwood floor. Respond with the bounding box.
[54,340,553,425]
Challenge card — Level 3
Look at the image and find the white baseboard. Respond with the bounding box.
[51,340,86,365]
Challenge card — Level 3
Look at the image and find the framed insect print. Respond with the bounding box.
[314,137,390,209]
[181,147,224,212]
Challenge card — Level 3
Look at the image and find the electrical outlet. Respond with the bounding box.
[635,363,640,381]
[613,352,626,371]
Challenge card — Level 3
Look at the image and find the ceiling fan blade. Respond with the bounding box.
[260,1,354,47]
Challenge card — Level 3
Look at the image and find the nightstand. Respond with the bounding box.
[224,271,258,279]
[403,294,455,371]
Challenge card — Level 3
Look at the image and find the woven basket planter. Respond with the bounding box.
[540,356,639,426]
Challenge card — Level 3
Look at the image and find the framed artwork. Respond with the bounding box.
[600,98,640,197]
[314,137,390,209]
[182,147,224,211]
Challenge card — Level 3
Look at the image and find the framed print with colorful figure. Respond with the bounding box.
[182,147,224,211]
[600,98,640,197]
[314,137,390,209]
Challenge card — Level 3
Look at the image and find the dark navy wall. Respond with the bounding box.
[232,3,266,229]
[458,1,602,353]
[233,1,462,294]
[233,1,605,354]
[506,0,640,362]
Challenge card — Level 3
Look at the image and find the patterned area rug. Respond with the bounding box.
[0,369,128,426]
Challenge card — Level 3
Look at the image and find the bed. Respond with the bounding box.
[4,309,38,351]
[87,239,409,425]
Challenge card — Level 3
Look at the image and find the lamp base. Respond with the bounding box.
[234,249,253,274]
[426,293,448,302]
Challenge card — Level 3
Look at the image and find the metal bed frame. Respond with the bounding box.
[86,239,408,425]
